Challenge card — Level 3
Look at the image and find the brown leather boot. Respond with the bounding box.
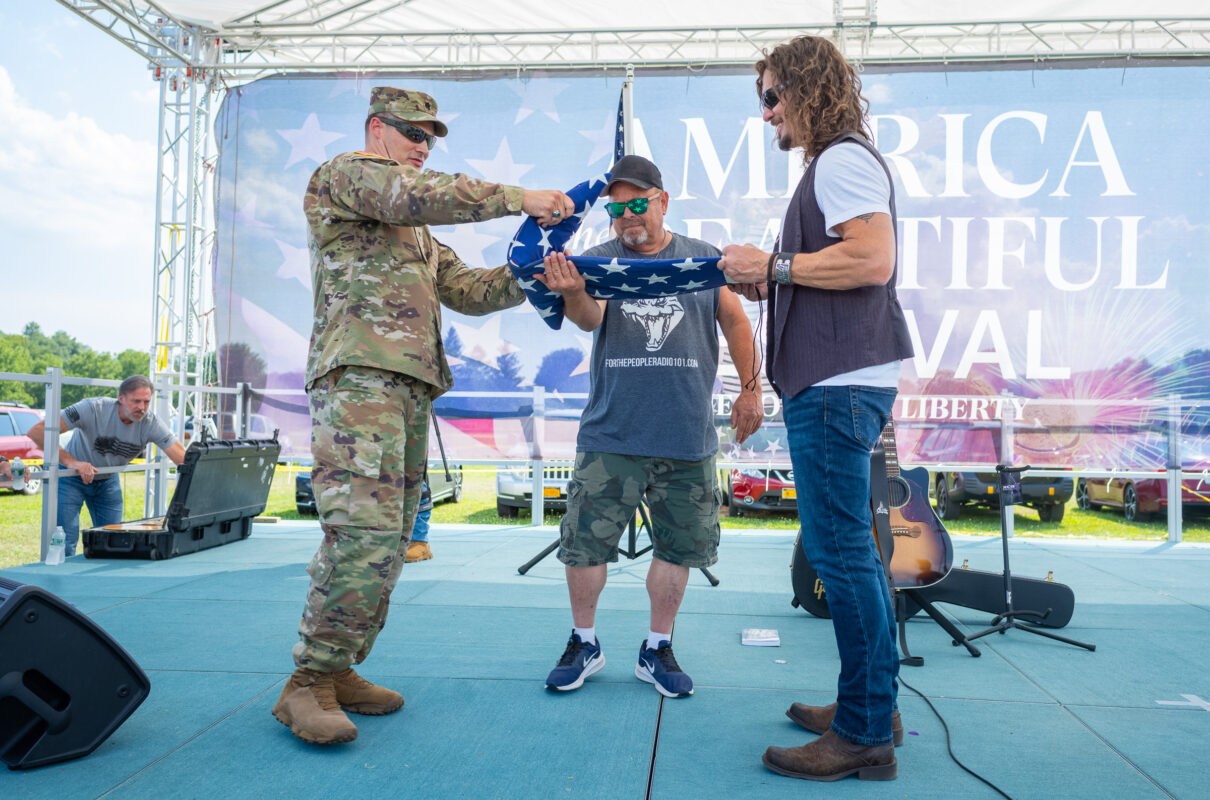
[404,541,433,563]
[763,729,897,782]
[272,668,358,744]
[785,702,904,746]
[332,668,405,715]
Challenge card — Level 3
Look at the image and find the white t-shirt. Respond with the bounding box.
[809,141,901,389]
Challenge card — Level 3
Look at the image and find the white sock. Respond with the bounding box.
[647,631,671,650]
[574,626,596,645]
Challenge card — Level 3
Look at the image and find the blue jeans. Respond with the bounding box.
[411,507,431,543]
[410,480,432,543]
[784,385,899,746]
[57,473,124,557]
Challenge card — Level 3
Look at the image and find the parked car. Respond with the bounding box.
[931,470,1073,522]
[172,415,220,446]
[295,459,463,515]
[206,411,291,454]
[1077,473,1210,522]
[0,403,44,495]
[495,463,573,517]
[1075,434,1210,521]
[913,423,1073,522]
[722,466,798,516]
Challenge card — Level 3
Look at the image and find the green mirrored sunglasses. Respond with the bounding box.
[604,197,651,218]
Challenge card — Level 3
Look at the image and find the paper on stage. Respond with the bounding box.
[741,628,780,646]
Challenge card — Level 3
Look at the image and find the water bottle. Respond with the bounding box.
[45,526,66,566]
[10,457,26,492]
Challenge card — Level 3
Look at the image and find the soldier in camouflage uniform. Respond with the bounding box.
[534,156,764,699]
[272,87,573,745]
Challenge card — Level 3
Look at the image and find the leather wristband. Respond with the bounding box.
[772,252,794,285]
[766,252,777,284]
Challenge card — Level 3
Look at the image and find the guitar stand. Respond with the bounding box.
[963,465,1095,653]
[895,589,981,666]
[517,499,720,587]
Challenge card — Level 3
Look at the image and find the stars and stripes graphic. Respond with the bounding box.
[506,174,727,329]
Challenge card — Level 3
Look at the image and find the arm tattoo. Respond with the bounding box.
[854,213,876,224]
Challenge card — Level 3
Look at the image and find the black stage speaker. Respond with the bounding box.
[0,577,150,770]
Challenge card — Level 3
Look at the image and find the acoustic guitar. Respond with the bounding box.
[791,419,952,616]
[878,419,954,589]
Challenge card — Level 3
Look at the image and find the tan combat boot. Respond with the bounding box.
[404,541,433,563]
[272,668,358,744]
[332,668,405,715]
[786,702,904,746]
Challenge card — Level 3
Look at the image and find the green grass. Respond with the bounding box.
[2,466,1206,570]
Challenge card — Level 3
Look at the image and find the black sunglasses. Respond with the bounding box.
[604,197,652,219]
[380,117,436,148]
[761,83,787,110]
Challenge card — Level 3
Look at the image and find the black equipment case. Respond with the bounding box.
[82,436,280,561]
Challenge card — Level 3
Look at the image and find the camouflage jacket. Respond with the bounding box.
[304,151,527,394]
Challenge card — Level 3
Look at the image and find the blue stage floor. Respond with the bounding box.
[3,523,1209,799]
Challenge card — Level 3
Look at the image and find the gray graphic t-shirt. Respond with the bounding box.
[62,397,176,475]
[577,232,722,461]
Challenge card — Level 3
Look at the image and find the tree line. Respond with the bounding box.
[0,323,149,408]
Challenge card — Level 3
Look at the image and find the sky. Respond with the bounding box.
[0,4,161,354]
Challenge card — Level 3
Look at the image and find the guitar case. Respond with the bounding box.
[790,542,1075,628]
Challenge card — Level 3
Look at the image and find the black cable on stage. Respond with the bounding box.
[739,292,765,396]
[898,675,1013,800]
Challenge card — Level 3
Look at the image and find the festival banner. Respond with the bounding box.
[212,63,1210,470]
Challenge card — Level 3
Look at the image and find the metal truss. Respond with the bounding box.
[55,2,1210,76]
[55,3,217,512]
[173,18,1210,74]
[146,55,214,514]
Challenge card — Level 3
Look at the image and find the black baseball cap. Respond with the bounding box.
[606,155,663,192]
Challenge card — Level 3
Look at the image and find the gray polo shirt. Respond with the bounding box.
[62,397,176,475]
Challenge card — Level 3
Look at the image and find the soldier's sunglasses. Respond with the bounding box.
[761,83,787,110]
[381,117,436,148]
[604,197,651,218]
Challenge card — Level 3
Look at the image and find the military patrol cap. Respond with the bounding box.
[368,87,449,137]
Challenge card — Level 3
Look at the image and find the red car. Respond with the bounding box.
[723,467,798,516]
[1076,474,1210,522]
[0,403,44,495]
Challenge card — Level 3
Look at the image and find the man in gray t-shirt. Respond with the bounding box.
[533,155,763,698]
[27,375,185,556]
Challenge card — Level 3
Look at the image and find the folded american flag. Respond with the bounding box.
[506,174,726,329]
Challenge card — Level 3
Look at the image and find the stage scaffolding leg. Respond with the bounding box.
[146,31,215,517]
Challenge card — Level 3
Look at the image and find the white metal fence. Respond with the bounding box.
[3,367,1207,559]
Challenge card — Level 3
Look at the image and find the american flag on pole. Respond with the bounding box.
[614,87,626,165]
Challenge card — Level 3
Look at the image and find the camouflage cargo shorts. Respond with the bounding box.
[557,451,721,568]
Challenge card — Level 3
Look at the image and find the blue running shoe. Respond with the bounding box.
[635,640,693,697]
[546,631,605,692]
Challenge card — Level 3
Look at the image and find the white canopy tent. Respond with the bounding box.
[50,0,1210,518]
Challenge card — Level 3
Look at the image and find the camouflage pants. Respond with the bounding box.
[557,451,721,568]
[293,366,431,672]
